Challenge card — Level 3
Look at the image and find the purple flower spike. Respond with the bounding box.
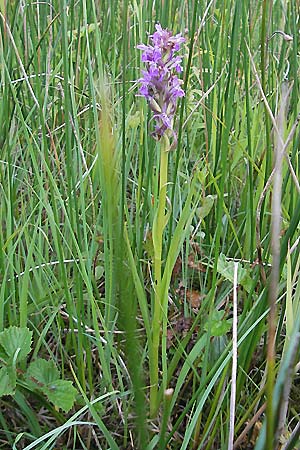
[137,23,185,142]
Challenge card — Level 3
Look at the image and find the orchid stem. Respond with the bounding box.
[150,135,170,418]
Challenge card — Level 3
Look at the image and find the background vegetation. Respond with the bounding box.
[0,1,299,449]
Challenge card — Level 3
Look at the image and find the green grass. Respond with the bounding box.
[0,1,300,449]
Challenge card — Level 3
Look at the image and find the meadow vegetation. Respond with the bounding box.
[0,1,299,449]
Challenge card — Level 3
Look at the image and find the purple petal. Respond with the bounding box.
[148,65,159,77]
[136,23,185,139]
[136,44,151,51]
[153,48,162,62]
[141,50,154,62]
[140,69,153,82]
[139,85,149,98]
[160,113,172,128]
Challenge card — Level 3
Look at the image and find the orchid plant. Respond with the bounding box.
[137,24,186,417]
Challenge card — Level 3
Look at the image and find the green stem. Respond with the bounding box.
[150,136,170,418]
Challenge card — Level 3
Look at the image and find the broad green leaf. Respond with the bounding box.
[0,327,32,364]
[26,359,60,387]
[204,310,232,337]
[217,253,252,292]
[44,380,77,413]
[210,320,231,336]
[0,367,16,396]
[26,359,77,412]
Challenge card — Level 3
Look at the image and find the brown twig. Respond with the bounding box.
[233,403,266,449]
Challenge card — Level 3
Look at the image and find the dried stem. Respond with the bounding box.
[228,262,239,450]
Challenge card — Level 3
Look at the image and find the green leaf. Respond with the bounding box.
[95,265,104,281]
[0,327,32,364]
[44,380,77,413]
[204,310,232,337]
[143,231,154,259]
[209,335,228,364]
[0,367,16,396]
[196,195,215,221]
[26,359,60,387]
[217,253,252,292]
[127,110,142,129]
[26,359,77,412]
